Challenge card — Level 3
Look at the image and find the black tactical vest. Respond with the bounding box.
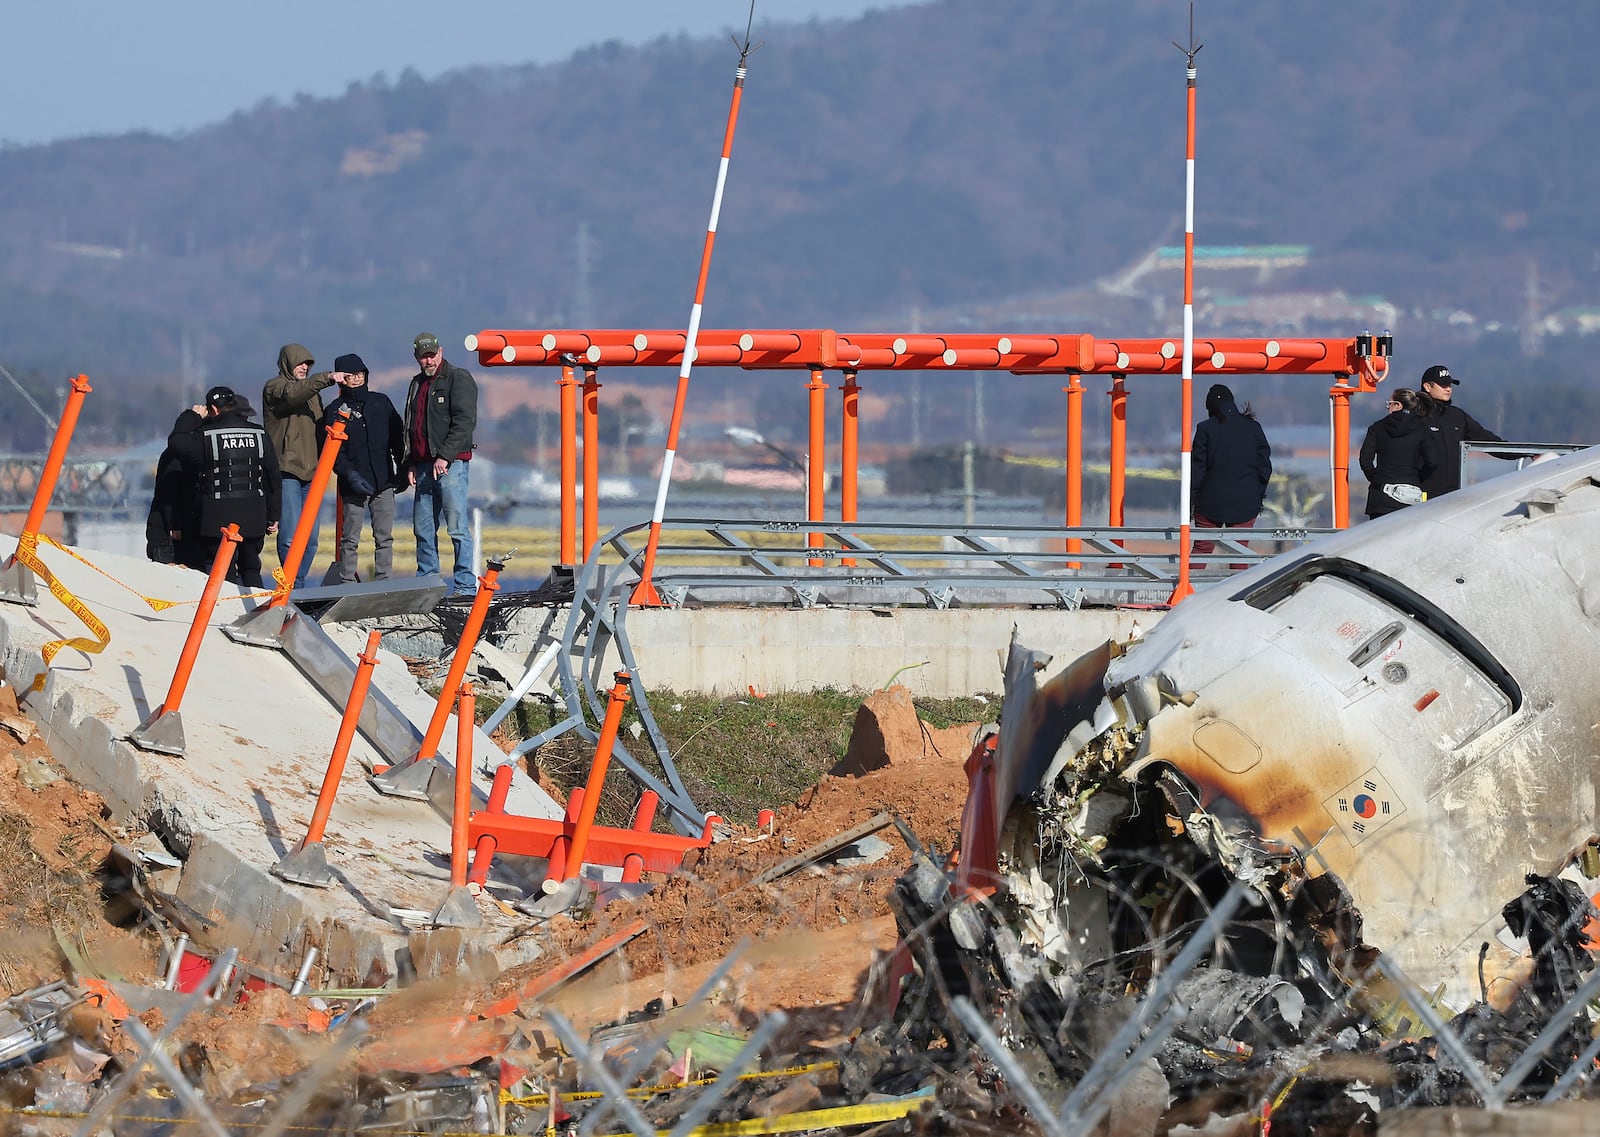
[197,423,270,535]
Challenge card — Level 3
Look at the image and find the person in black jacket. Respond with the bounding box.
[1417,364,1507,498]
[402,332,478,593]
[145,442,199,567]
[166,386,282,587]
[323,353,406,582]
[1191,383,1272,567]
[1360,388,1443,519]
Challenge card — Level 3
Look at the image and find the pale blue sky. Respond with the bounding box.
[6,1,920,146]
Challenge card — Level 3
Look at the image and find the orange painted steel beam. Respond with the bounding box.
[301,628,382,847]
[563,670,631,881]
[451,684,475,888]
[155,524,242,718]
[1330,380,1356,529]
[467,763,515,886]
[15,374,92,549]
[414,560,501,762]
[1108,374,1128,527]
[557,365,578,565]
[469,328,1378,377]
[273,409,347,607]
[839,370,859,568]
[1064,377,1083,559]
[581,365,601,561]
[467,806,717,875]
[807,369,826,566]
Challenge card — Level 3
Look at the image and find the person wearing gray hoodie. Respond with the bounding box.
[262,343,334,587]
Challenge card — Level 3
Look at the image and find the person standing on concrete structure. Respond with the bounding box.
[402,332,478,594]
[1360,387,1442,520]
[1417,364,1508,499]
[167,387,281,588]
[1190,383,1273,567]
[323,353,405,583]
[262,343,334,587]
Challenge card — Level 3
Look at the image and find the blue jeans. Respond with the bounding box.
[413,460,475,593]
[276,476,319,589]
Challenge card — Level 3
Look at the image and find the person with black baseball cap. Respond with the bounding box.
[1417,364,1507,498]
[164,386,282,587]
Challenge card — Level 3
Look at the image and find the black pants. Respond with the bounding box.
[195,534,267,589]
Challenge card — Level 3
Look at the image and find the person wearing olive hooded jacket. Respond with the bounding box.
[262,343,334,587]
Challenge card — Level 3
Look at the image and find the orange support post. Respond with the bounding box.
[1330,380,1355,529]
[451,683,475,888]
[807,368,827,566]
[467,762,515,886]
[632,790,659,833]
[564,671,632,882]
[839,369,859,568]
[1064,375,1083,561]
[129,524,242,757]
[582,366,601,561]
[417,560,502,763]
[558,364,578,565]
[15,374,92,551]
[273,409,348,607]
[270,629,384,886]
[307,629,383,846]
[1108,374,1128,527]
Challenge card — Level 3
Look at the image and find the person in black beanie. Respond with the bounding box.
[166,386,281,587]
[1190,383,1273,568]
[323,353,405,582]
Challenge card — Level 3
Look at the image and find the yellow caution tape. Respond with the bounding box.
[32,534,273,611]
[501,1060,839,1107]
[596,1086,934,1137]
[15,533,112,693]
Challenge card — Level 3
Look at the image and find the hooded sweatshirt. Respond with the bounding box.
[1360,410,1442,518]
[262,343,334,480]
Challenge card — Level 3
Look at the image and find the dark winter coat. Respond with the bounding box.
[1420,402,1506,498]
[1360,410,1443,518]
[145,443,192,563]
[262,343,335,481]
[167,405,283,539]
[402,360,477,465]
[1191,401,1273,525]
[324,385,405,500]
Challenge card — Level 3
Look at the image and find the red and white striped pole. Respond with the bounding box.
[633,8,761,607]
[1168,9,1202,606]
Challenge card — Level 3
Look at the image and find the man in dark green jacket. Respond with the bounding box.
[402,332,478,593]
[262,343,334,588]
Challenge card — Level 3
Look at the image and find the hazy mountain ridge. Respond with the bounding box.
[0,0,1595,385]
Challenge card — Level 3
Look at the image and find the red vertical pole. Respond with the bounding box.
[807,368,826,566]
[12,374,91,557]
[302,629,383,846]
[1330,381,1354,529]
[839,370,859,568]
[1109,374,1128,527]
[1064,375,1083,563]
[564,671,632,881]
[451,683,475,888]
[156,525,242,716]
[582,366,601,561]
[468,763,515,886]
[558,364,578,565]
[414,561,501,762]
[633,26,759,606]
[1168,18,1203,605]
[273,410,348,607]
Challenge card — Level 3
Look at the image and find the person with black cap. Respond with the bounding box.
[402,331,478,593]
[262,343,335,587]
[323,353,405,582]
[1190,383,1273,568]
[165,386,282,588]
[1417,363,1507,499]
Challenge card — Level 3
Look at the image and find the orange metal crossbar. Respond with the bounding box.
[465,810,717,876]
[471,327,1381,379]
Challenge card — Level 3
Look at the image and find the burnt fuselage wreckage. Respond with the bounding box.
[888,449,1600,1126]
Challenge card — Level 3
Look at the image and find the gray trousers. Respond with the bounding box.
[337,488,396,582]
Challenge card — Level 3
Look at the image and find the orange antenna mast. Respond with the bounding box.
[1168,4,1203,605]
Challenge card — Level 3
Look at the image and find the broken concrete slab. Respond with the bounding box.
[0,534,560,984]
